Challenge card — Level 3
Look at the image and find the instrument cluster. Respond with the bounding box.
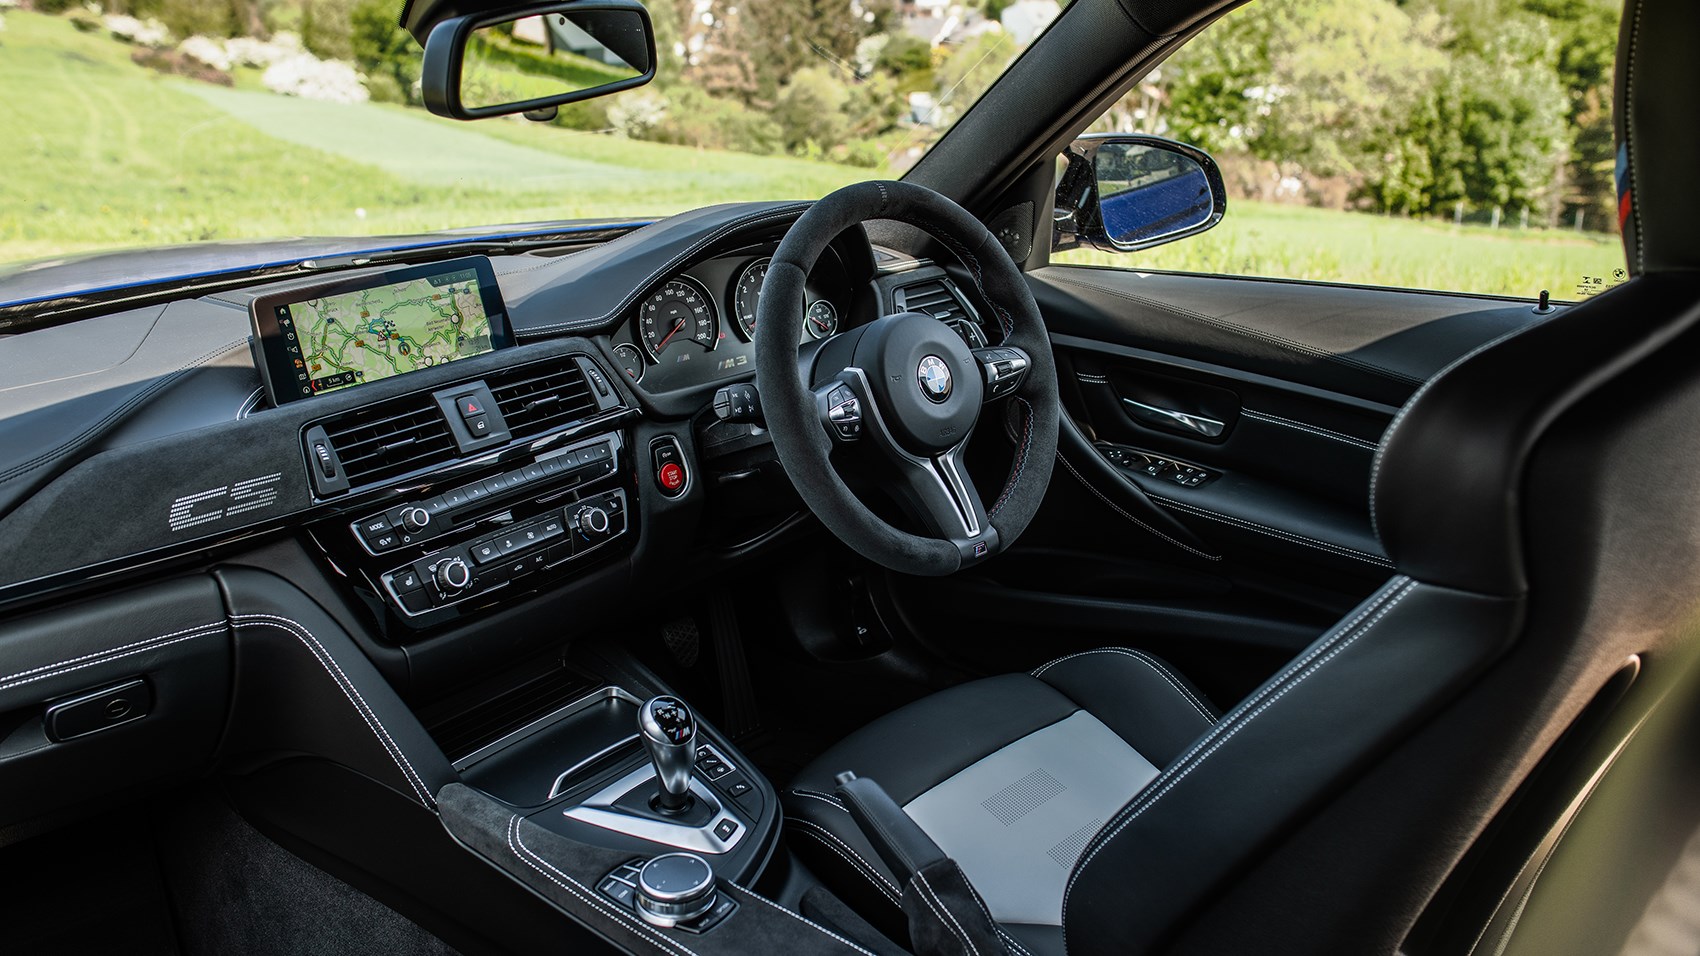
[608,240,861,394]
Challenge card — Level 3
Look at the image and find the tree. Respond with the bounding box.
[350,0,420,103]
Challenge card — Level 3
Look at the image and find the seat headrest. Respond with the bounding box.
[1615,0,1700,274]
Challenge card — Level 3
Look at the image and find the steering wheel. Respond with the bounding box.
[754,181,1060,576]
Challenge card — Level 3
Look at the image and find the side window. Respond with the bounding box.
[1053,0,1626,302]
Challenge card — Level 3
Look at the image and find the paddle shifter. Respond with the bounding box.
[639,696,697,814]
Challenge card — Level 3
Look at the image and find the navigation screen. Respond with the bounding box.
[251,257,513,404]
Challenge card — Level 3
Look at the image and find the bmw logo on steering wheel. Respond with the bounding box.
[917,355,953,403]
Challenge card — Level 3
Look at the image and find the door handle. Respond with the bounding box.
[1122,398,1225,438]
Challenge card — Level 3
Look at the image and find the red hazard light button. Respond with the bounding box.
[658,462,685,492]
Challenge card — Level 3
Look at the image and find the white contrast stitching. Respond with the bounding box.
[998,929,1035,956]
[231,614,435,808]
[1031,648,1216,725]
[790,788,850,811]
[519,206,811,335]
[722,881,880,956]
[0,626,224,695]
[1056,452,1222,561]
[1061,578,1417,938]
[1076,373,1108,384]
[916,869,980,956]
[1241,409,1379,450]
[509,816,699,956]
[788,823,902,906]
[1151,495,1393,566]
[0,621,225,691]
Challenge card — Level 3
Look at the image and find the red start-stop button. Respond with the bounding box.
[658,462,685,492]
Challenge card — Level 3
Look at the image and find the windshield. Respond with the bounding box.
[0,0,1031,268]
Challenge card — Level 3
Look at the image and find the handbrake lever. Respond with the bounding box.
[833,771,948,885]
[833,771,1009,956]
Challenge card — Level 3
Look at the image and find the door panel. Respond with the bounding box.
[890,264,1554,697]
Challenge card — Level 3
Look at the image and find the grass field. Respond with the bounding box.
[0,9,1626,300]
[1055,201,1623,301]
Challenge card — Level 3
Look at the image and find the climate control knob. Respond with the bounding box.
[400,506,431,533]
[433,557,471,594]
[576,505,611,538]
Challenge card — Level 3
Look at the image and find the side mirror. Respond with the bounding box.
[420,0,656,121]
[1053,134,1226,254]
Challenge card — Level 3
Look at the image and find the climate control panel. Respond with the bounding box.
[328,430,636,627]
[382,488,629,617]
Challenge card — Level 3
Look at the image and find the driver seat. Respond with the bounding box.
[785,0,1700,952]
[784,648,1218,952]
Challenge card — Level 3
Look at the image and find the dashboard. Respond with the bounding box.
[0,201,987,644]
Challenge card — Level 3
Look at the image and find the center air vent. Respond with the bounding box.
[896,278,988,347]
[318,394,456,488]
[488,358,599,440]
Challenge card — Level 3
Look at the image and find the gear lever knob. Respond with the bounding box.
[639,696,697,813]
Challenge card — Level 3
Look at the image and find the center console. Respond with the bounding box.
[438,677,780,910]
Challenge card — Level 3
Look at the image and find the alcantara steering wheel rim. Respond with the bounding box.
[754,180,1060,576]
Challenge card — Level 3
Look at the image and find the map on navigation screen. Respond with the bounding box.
[290,267,494,396]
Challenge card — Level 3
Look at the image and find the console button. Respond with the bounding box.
[497,533,525,555]
[398,588,435,614]
[713,819,739,841]
[369,531,401,552]
[392,569,423,592]
[470,541,502,564]
[652,438,687,498]
[539,517,566,539]
[359,515,391,538]
[599,878,636,907]
[456,395,487,419]
[522,462,545,482]
[465,414,491,438]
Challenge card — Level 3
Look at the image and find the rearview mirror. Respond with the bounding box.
[1053,135,1226,254]
[421,0,656,121]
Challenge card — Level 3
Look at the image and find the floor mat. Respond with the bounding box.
[155,792,461,956]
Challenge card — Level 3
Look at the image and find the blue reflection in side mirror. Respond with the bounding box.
[1095,144,1215,247]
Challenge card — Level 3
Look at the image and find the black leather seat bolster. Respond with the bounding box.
[1030,647,1220,767]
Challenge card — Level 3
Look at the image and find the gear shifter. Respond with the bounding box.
[639,696,697,814]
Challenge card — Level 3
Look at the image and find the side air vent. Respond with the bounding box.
[488,358,600,440]
[896,278,988,347]
[318,394,456,488]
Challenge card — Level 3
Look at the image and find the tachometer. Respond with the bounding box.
[731,258,769,340]
[638,277,718,360]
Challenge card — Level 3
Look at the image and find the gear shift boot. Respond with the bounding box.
[611,778,716,827]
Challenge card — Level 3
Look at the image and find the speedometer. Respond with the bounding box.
[638,277,719,360]
[731,258,769,340]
